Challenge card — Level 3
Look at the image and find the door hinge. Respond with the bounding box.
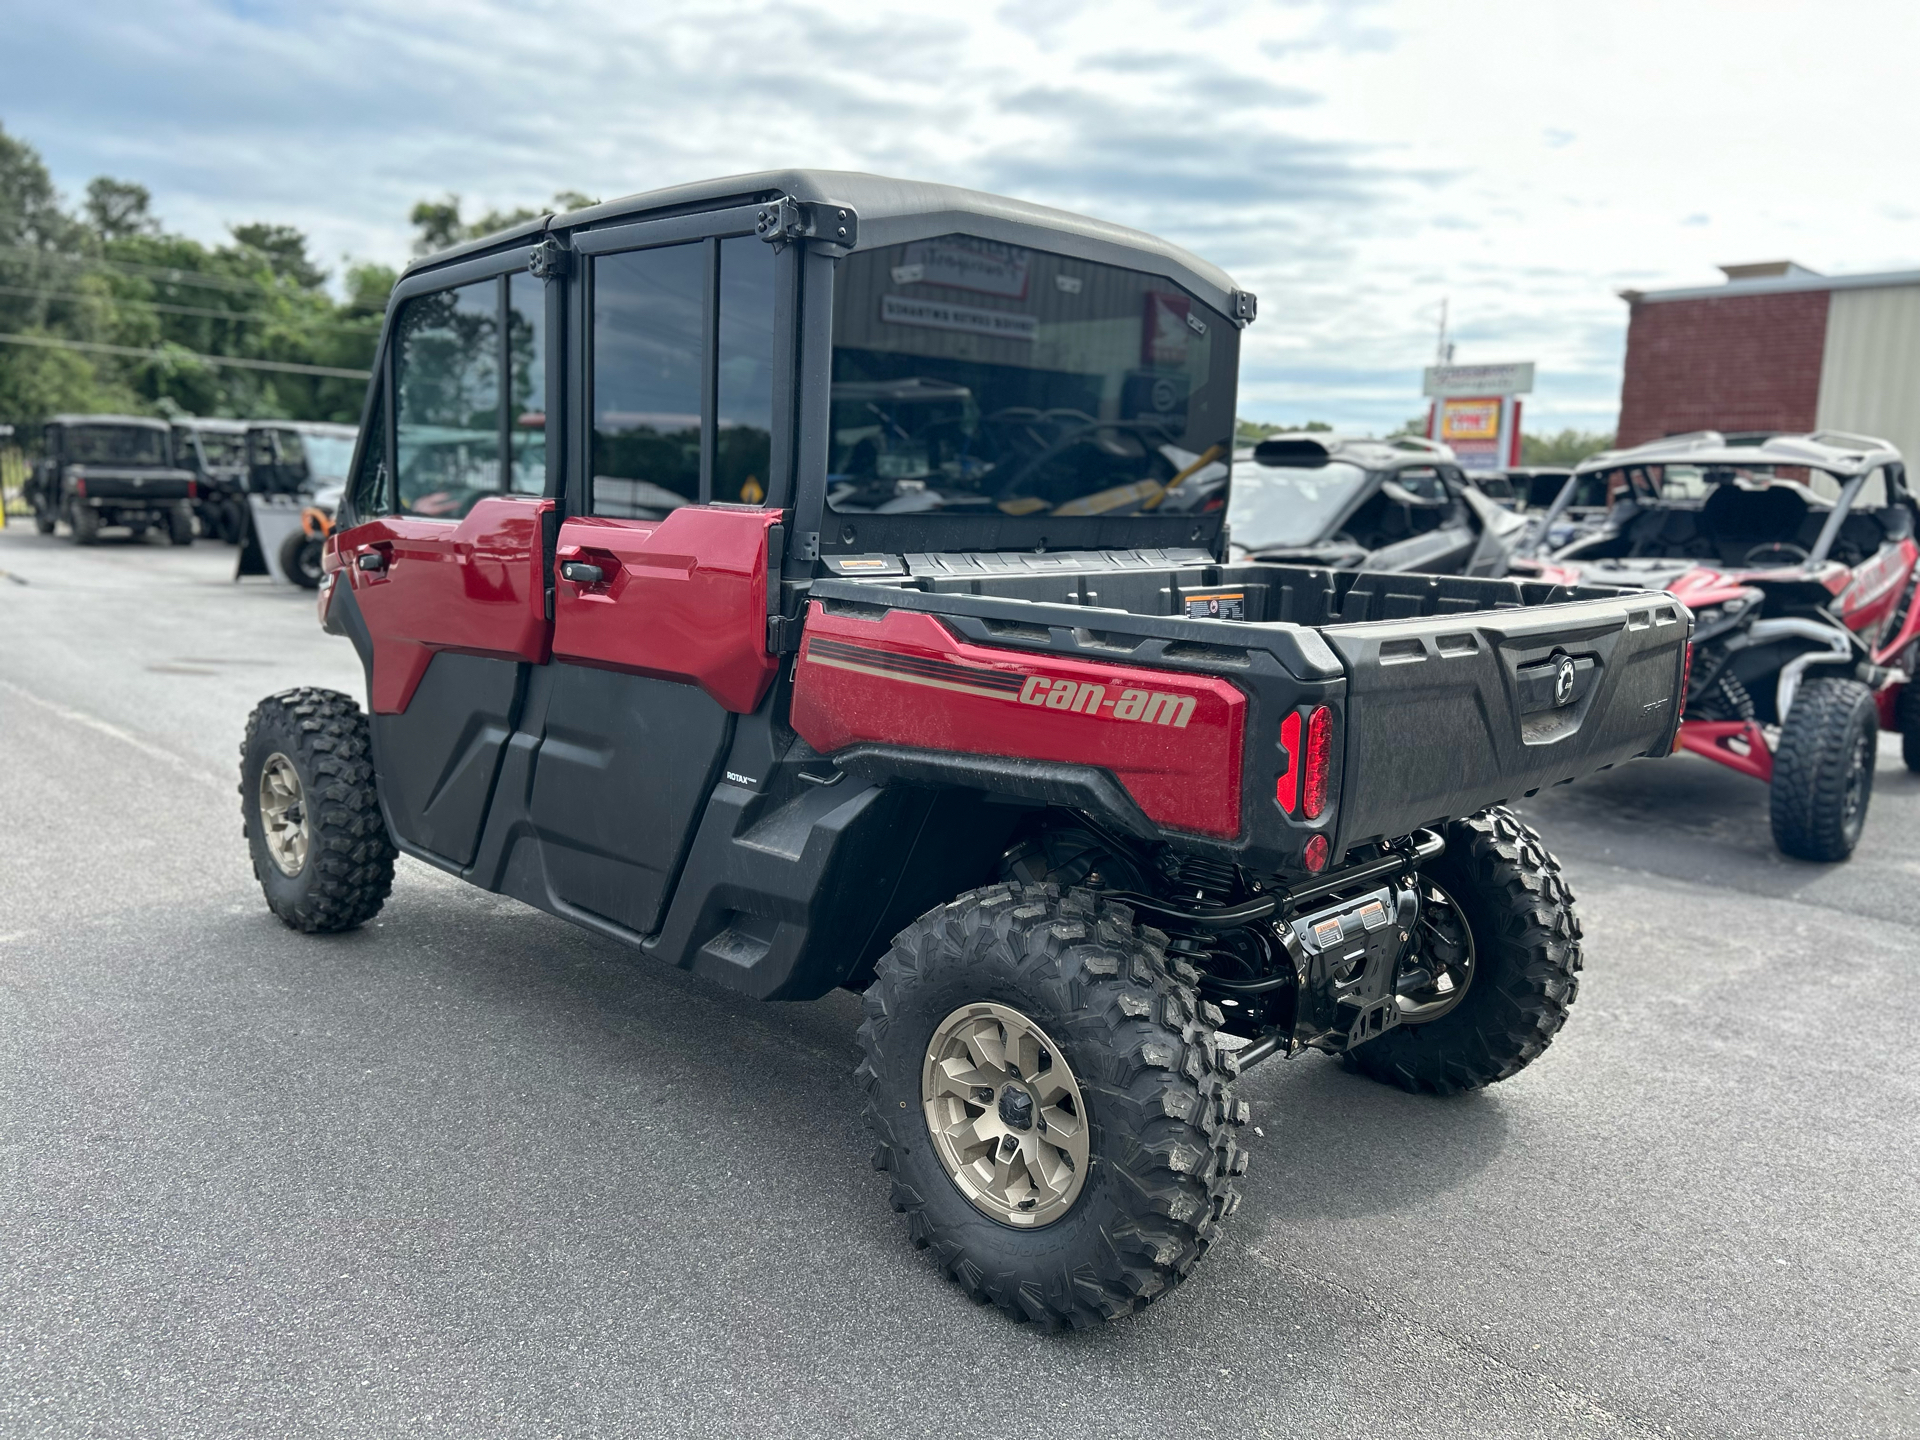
[528,238,571,281]
[766,613,804,655]
[754,197,858,253]
[1229,289,1258,327]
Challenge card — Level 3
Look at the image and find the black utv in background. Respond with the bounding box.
[1227,433,1527,575]
[173,417,250,543]
[26,415,196,545]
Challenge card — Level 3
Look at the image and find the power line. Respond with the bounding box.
[0,331,371,380]
[0,283,377,328]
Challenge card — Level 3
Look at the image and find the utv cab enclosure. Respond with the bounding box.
[243,171,1689,1328]
[173,417,250,543]
[27,414,196,544]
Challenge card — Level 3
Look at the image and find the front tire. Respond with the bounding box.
[240,688,395,933]
[1770,677,1877,862]
[858,882,1250,1328]
[280,528,324,588]
[32,504,55,535]
[1345,808,1582,1096]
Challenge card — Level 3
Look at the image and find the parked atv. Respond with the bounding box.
[1228,433,1528,575]
[241,172,1689,1328]
[25,415,196,544]
[1521,430,1918,860]
[244,421,358,588]
[172,417,250,543]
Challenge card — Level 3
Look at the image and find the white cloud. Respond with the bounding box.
[11,0,1919,432]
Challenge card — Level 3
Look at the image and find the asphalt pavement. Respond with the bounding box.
[1,524,1914,1439]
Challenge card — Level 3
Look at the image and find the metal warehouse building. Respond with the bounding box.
[1617,260,1920,463]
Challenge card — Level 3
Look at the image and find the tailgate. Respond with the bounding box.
[1321,591,1689,850]
[80,470,193,501]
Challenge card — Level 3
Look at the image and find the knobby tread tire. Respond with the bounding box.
[167,504,194,546]
[1897,682,1920,775]
[1769,677,1878,862]
[1345,807,1582,1096]
[857,882,1251,1330]
[240,687,395,933]
[69,503,99,545]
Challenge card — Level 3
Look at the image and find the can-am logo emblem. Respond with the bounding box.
[1553,655,1576,707]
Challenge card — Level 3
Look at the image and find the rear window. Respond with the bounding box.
[828,235,1237,519]
[64,426,167,466]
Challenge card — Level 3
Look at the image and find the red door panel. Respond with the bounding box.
[331,495,554,713]
[789,603,1248,838]
[1841,537,1918,639]
[551,506,780,714]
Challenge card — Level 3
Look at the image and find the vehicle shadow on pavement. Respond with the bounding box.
[1232,1059,1512,1224]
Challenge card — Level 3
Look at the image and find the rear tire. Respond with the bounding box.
[240,688,395,933]
[167,504,194,546]
[1345,807,1582,1096]
[33,505,55,535]
[1770,677,1877,862]
[1898,683,1920,775]
[68,502,99,545]
[280,528,324,588]
[858,882,1250,1328]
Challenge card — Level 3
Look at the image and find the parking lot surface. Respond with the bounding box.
[1,527,1915,1439]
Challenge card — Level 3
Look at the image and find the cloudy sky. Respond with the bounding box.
[10,0,1917,433]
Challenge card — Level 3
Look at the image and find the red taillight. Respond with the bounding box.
[1679,641,1694,719]
[187,479,198,499]
[1302,705,1332,820]
[1303,834,1330,872]
[1275,710,1301,813]
[73,476,86,496]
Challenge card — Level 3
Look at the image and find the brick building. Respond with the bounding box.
[1617,261,1920,464]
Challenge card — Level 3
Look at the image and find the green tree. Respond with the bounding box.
[411,190,602,256]
[1520,428,1615,466]
[83,177,159,240]
[230,222,327,290]
[1236,418,1332,444]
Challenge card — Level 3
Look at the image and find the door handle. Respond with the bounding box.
[560,561,605,585]
[357,551,387,572]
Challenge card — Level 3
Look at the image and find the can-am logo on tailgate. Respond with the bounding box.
[804,637,1196,729]
[1018,675,1194,728]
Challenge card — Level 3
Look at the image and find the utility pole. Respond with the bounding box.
[1435,298,1454,366]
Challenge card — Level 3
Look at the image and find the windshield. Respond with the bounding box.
[828,235,1236,518]
[302,433,356,481]
[65,425,166,466]
[198,432,246,468]
[1227,461,1370,549]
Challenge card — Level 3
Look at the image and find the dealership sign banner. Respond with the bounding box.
[1422,361,1534,471]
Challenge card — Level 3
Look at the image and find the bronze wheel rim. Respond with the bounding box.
[921,1002,1090,1228]
[258,753,310,877]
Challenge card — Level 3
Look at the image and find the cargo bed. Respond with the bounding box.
[803,549,1690,875]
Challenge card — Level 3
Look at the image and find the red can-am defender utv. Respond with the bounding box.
[241,173,1689,1328]
[1522,431,1918,861]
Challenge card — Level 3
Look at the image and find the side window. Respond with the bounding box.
[715,235,776,504]
[508,271,546,495]
[395,279,502,519]
[351,379,391,518]
[171,427,193,469]
[591,243,704,518]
